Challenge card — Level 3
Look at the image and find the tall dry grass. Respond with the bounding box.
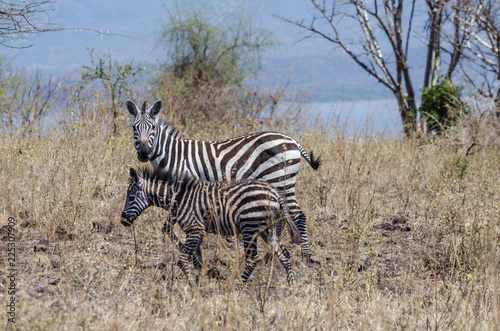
[1,97,500,330]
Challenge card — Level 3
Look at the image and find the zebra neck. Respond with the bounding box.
[148,126,161,162]
[150,119,185,164]
[154,179,191,214]
[146,181,175,211]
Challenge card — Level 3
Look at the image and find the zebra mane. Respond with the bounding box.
[155,115,183,140]
[129,165,155,185]
[134,165,197,187]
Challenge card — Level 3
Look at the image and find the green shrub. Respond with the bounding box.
[152,4,294,135]
[78,48,143,134]
[156,4,272,89]
[420,78,467,134]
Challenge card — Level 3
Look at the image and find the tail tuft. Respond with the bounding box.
[309,150,321,170]
[289,223,302,244]
[277,192,303,245]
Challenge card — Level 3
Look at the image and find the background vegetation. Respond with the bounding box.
[420,78,468,135]
[1,1,500,330]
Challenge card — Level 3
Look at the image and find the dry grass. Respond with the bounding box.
[1,108,500,330]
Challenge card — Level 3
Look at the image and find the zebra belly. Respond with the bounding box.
[203,209,277,237]
[204,215,238,236]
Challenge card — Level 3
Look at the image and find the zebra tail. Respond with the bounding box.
[306,150,321,170]
[279,194,302,244]
[295,140,321,170]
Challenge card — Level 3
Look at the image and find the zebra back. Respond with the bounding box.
[150,117,318,182]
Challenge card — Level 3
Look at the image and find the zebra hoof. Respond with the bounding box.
[206,267,223,280]
[234,280,245,291]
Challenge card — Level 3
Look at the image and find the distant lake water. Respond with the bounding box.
[306,99,402,138]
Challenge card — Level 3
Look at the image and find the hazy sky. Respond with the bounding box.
[1,1,315,71]
[0,0,426,101]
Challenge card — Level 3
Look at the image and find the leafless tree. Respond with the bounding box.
[420,0,480,133]
[424,0,449,89]
[0,1,140,49]
[280,0,474,137]
[0,65,56,135]
[280,0,422,136]
[459,0,500,112]
[440,0,481,79]
[0,1,63,48]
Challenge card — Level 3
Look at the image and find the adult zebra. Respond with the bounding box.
[126,99,321,259]
[121,166,301,285]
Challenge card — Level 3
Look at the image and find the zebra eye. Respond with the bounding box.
[152,124,156,130]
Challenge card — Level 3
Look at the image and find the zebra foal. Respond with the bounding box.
[125,99,321,259]
[120,166,301,285]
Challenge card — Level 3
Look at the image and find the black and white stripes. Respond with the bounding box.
[127,100,161,162]
[121,166,301,285]
[126,100,321,258]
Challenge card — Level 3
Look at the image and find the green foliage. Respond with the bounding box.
[78,47,143,133]
[152,3,280,133]
[420,78,467,134]
[156,3,272,89]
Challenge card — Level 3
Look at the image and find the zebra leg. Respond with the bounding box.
[277,244,294,284]
[293,211,310,260]
[178,229,203,287]
[275,219,284,238]
[163,217,183,250]
[270,228,294,284]
[284,195,311,260]
[241,234,258,283]
[192,237,203,270]
[163,216,203,270]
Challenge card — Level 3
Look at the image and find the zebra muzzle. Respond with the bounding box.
[121,219,133,227]
[120,213,133,227]
[137,140,150,162]
[137,150,149,162]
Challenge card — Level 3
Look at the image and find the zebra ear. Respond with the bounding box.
[129,167,140,184]
[126,100,139,116]
[149,100,162,117]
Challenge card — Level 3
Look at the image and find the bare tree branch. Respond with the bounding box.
[278,0,490,137]
[459,0,500,109]
[278,0,421,136]
[0,0,142,48]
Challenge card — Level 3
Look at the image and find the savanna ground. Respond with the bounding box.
[1,100,500,330]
